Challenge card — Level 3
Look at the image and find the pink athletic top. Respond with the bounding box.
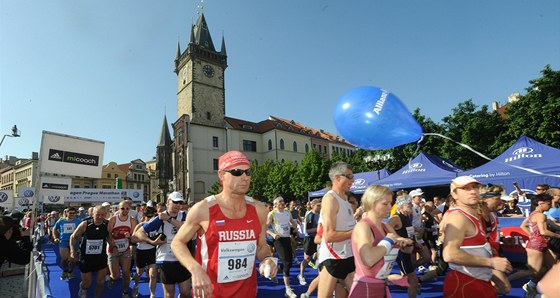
[526,210,549,252]
[349,218,392,298]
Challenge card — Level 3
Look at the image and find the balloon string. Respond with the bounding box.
[422,133,560,179]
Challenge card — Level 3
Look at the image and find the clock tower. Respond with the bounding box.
[174,13,227,128]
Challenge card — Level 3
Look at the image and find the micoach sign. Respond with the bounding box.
[40,131,105,179]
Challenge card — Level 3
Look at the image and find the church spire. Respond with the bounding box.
[158,114,172,147]
[192,13,216,51]
[220,35,227,56]
[175,40,181,62]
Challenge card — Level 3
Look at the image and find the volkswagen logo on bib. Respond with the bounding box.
[0,192,8,203]
[247,242,256,253]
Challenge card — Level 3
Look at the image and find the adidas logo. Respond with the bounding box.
[50,152,62,160]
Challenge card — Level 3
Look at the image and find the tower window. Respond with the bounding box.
[293,141,298,152]
[268,139,272,150]
[207,112,211,120]
[280,139,285,150]
[305,144,309,153]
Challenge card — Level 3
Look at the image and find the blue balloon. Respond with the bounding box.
[333,86,423,150]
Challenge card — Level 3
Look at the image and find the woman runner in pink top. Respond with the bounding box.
[349,185,413,298]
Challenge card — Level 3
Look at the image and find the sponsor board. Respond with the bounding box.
[40,131,104,178]
[67,188,143,203]
[40,176,71,204]
[0,190,14,210]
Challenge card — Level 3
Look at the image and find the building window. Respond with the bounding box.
[243,140,257,152]
[305,144,309,153]
[213,159,219,171]
[280,139,285,150]
[293,141,298,152]
[107,173,111,178]
[102,185,111,189]
[212,136,219,148]
[207,112,211,120]
[268,139,272,150]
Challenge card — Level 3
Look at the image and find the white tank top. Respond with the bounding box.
[270,209,292,238]
[318,191,356,263]
[156,210,187,262]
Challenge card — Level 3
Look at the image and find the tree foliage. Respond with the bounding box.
[205,65,559,201]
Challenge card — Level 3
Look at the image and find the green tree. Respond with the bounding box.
[248,159,274,202]
[503,65,560,148]
[263,160,297,201]
[290,148,329,199]
[439,99,507,169]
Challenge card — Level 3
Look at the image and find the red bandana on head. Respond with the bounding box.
[218,150,250,171]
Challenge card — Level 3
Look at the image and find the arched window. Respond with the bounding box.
[305,144,309,153]
[293,141,298,152]
[280,139,285,150]
[268,139,272,150]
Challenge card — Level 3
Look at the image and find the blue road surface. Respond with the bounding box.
[43,242,529,297]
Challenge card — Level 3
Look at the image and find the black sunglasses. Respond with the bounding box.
[225,168,252,177]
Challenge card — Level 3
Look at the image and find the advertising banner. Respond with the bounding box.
[0,189,14,210]
[40,176,71,204]
[40,131,104,178]
[67,188,143,203]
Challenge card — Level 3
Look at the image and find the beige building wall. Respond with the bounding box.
[14,159,38,195]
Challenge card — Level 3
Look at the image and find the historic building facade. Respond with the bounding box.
[169,14,355,202]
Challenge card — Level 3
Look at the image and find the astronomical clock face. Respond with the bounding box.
[203,65,215,78]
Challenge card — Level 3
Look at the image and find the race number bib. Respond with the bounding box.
[432,224,439,236]
[85,239,103,255]
[375,247,399,280]
[114,238,130,252]
[406,226,415,239]
[217,240,256,283]
[63,223,76,234]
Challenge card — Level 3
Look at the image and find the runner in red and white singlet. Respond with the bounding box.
[170,150,278,298]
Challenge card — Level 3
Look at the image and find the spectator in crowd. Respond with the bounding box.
[545,188,560,222]
[0,215,32,266]
[500,197,524,217]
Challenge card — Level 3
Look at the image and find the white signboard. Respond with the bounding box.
[67,189,143,203]
[40,176,71,204]
[40,131,104,178]
[0,189,14,210]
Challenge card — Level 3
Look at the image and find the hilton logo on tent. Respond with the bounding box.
[48,149,99,167]
[504,147,542,163]
[402,162,426,174]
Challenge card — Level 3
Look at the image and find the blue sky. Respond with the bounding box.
[1,0,559,164]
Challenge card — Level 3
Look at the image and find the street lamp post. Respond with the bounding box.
[0,125,21,148]
[364,153,392,180]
